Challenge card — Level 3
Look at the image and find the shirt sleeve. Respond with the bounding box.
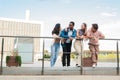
[60,29,69,38]
[86,29,91,37]
[71,29,77,38]
[99,31,105,39]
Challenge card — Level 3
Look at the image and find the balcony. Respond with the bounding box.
[0,35,120,77]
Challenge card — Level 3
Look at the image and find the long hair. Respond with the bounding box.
[81,23,87,35]
[52,23,61,35]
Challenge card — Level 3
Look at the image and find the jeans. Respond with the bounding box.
[61,43,72,67]
[50,43,60,67]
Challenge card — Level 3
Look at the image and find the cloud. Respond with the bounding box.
[100,12,117,17]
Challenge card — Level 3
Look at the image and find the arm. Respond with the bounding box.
[99,32,105,39]
[69,29,76,40]
[52,34,59,38]
[86,31,94,39]
[71,29,77,38]
[60,29,69,38]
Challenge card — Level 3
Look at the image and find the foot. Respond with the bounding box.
[76,64,80,67]
[76,64,78,66]
[77,66,81,67]
[92,64,97,68]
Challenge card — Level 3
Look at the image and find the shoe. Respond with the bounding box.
[76,64,81,67]
[63,66,67,70]
[76,64,78,66]
[77,66,81,67]
[92,64,96,68]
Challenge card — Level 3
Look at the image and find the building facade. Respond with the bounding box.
[0,17,43,62]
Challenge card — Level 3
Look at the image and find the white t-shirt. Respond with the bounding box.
[66,30,73,43]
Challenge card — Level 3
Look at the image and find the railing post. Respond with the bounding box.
[41,39,45,75]
[0,38,4,75]
[116,41,119,75]
[80,40,83,75]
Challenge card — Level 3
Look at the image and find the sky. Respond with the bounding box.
[0,0,120,51]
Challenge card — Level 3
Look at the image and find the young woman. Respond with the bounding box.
[50,23,61,67]
[74,23,87,67]
[87,24,105,68]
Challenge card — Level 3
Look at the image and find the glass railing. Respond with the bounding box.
[0,35,119,75]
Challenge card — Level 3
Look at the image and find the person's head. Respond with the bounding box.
[69,21,75,30]
[91,24,98,33]
[81,23,87,30]
[52,23,61,35]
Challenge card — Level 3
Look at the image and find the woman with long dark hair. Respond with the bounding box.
[51,23,61,67]
[74,23,87,67]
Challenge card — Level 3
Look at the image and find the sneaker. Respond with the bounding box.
[76,64,78,66]
[63,66,67,70]
[92,64,96,68]
[76,64,81,67]
[77,66,81,67]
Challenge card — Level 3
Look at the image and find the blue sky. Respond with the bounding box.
[0,0,120,50]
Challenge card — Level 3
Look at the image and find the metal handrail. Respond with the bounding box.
[0,35,119,75]
[0,35,120,41]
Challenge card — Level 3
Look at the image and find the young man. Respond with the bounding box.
[60,21,77,67]
[87,24,105,68]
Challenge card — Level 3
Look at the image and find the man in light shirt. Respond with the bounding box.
[87,24,105,68]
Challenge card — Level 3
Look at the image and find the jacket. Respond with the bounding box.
[60,28,76,46]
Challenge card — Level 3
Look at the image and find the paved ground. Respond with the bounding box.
[2,67,120,75]
[1,60,120,75]
[0,60,120,80]
[0,75,120,80]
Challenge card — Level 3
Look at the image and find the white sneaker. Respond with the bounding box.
[63,66,66,69]
[92,64,96,68]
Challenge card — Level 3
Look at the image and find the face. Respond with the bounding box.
[59,26,61,31]
[81,24,86,29]
[69,23,74,29]
[91,27,97,32]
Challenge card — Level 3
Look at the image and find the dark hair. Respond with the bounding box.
[70,21,75,26]
[92,24,98,30]
[52,23,61,35]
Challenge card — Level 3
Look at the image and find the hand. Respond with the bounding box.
[69,37,73,40]
[88,36,94,39]
[94,37,99,43]
[80,35,84,39]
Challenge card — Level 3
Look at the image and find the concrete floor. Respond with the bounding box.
[1,67,120,75]
[0,75,120,80]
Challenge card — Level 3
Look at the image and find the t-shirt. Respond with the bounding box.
[87,29,104,45]
[79,29,85,36]
[66,30,73,43]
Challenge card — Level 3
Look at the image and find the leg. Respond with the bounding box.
[50,44,56,67]
[67,54,70,66]
[74,40,83,66]
[54,43,60,65]
[94,45,99,64]
[89,45,97,63]
[62,46,67,66]
[66,43,72,66]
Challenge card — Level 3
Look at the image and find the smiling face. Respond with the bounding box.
[91,27,97,33]
[69,21,75,30]
[91,24,98,33]
[81,24,86,29]
[69,23,74,29]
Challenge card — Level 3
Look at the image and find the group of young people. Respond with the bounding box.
[50,21,105,68]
